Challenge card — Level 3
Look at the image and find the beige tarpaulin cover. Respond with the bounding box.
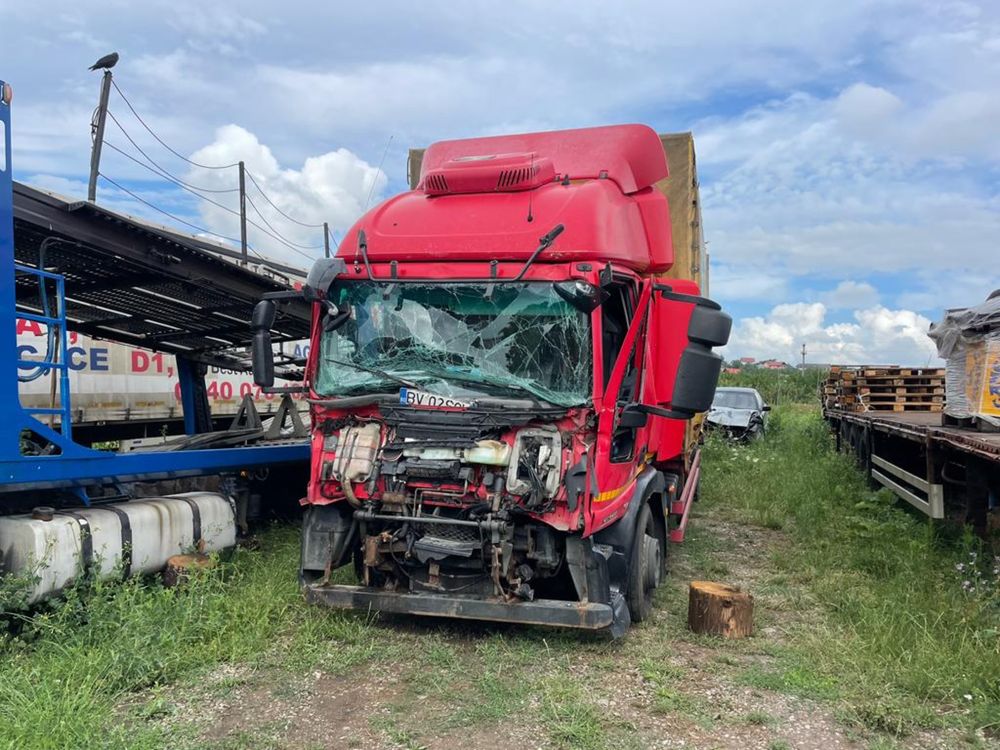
[654,133,706,291]
[407,131,706,291]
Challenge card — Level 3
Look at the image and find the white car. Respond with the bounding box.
[707,387,770,441]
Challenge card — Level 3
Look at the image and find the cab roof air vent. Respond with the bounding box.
[420,153,556,196]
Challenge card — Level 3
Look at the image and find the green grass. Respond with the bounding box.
[1,373,997,748]
[744,709,775,726]
[0,526,381,749]
[538,679,607,750]
[700,404,1000,735]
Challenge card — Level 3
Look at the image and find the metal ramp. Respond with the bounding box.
[0,78,311,498]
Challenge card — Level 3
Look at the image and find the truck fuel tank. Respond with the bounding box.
[0,492,236,603]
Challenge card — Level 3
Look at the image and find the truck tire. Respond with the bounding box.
[627,502,662,623]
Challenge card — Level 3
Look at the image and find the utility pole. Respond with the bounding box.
[801,343,807,368]
[238,160,248,265]
[323,222,330,258]
[87,70,113,202]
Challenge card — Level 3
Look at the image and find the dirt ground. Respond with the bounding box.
[123,513,980,750]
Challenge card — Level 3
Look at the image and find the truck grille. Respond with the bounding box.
[416,522,480,543]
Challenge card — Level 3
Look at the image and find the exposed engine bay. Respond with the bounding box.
[302,401,593,604]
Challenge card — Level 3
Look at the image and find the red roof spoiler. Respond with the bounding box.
[418,124,668,195]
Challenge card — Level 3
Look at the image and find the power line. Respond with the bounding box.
[106,126,317,259]
[99,171,311,265]
[244,193,324,252]
[110,79,239,170]
[104,138,238,194]
[105,141,252,224]
[243,169,324,229]
[365,134,393,211]
[96,172,268,264]
[103,137,318,261]
[102,154,316,263]
[104,80,326,262]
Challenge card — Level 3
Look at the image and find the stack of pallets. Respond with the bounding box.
[823,366,946,413]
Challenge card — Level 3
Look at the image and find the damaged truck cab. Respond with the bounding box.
[253,125,730,635]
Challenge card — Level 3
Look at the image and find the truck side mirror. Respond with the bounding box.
[668,302,732,418]
[322,300,350,332]
[669,346,724,417]
[251,299,276,388]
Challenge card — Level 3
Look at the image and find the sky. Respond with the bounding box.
[2,0,998,365]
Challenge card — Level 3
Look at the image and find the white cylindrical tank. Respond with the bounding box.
[0,492,236,603]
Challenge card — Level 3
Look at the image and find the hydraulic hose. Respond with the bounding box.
[18,238,60,383]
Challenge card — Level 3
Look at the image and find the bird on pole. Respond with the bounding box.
[88,52,119,71]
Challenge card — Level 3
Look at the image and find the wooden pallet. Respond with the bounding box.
[822,365,946,413]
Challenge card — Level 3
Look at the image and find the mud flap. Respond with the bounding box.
[301,503,355,575]
[565,536,611,604]
[609,590,631,639]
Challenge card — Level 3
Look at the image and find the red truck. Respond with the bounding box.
[252,125,730,635]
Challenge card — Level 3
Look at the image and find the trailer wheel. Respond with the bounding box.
[627,502,662,623]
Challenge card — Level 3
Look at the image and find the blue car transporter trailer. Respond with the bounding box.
[0,79,309,497]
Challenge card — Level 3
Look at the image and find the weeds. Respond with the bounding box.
[2,378,997,748]
[0,525,377,749]
[702,404,1000,735]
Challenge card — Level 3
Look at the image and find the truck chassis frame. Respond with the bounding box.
[825,409,999,529]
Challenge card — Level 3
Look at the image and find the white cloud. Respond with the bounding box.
[833,83,904,139]
[819,280,880,309]
[4,0,1000,319]
[185,125,386,265]
[726,302,940,366]
[699,78,1000,309]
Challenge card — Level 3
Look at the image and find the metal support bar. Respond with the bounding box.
[238,160,247,265]
[871,454,944,519]
[669,448,700,542]
[177,356,212,435]
[1,442,310,493]
[872,454,932,493]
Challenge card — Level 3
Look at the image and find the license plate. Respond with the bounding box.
[399,388,471,410]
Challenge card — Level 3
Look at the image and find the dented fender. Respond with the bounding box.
[593,467,665,588]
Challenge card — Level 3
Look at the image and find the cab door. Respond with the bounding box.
[643,279,700,465]
[587,278,653,534]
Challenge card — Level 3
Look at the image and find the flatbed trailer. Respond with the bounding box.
[824,408,999,530]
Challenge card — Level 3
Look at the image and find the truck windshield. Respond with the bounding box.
[315,282,592,406]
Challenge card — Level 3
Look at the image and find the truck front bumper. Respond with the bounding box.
[303,583,615,630]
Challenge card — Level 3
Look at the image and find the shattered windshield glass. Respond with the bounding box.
[315,282,592,406]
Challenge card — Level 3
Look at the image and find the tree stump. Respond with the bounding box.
[687,581,753,638]
[163,553,214,588]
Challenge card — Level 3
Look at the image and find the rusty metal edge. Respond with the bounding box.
[303,583,615,630]
[824,409,1000,462]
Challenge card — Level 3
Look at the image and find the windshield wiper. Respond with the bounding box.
[323,357,419,389]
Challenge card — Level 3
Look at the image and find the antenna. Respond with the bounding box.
[365,135,393,211]
[526,152,535,223]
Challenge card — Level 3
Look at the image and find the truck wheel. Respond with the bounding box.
[627,502,662,623]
